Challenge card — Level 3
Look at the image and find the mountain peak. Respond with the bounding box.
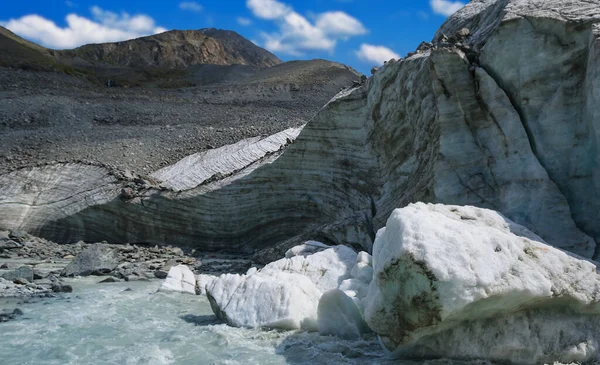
[57,28,282,69]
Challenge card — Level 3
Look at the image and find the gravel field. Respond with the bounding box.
[0,62,357,174]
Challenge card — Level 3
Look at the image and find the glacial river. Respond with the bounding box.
[0,278,406,365]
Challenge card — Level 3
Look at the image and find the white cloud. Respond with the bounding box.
[237,17,252,26]
[315,11,367,37]
[1,7,167,49]
[179,1,203,12]
[247,0,291,20]
[356,44,400,65]
[246,0,366,55]
[430,0,465,17]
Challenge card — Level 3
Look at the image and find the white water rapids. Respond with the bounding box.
[0,278,402,365]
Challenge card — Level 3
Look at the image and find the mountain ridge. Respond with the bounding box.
[53,28,282,69]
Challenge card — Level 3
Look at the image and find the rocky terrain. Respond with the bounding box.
[2,0,597,260]
[0,228,254,300]
[55,28,282,69]
[0,25,361,174]
[2,0,600,363]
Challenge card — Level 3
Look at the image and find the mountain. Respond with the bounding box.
[54,29,282,69]
[0,26,56,71]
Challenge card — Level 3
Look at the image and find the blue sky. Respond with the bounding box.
[0,0,466,74]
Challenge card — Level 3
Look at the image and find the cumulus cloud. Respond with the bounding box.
[247,0,292,20]
[356,44,400,65]
[315,11,367,37]
[237,17,252,26]
[179,2,203,12]
[1,7,167,49]
[246,0,366,55]
[430,0,465,16]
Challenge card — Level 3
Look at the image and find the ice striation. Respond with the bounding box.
[0,0,599,260]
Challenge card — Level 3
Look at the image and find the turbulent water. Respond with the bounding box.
[0,278,404,365]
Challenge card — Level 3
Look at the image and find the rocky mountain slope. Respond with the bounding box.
[2,0,597,263]
[0,26,360,174]
[54,28,282,69]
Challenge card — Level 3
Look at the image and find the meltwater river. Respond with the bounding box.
[0,278,409,365]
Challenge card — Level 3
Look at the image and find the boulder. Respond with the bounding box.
[158,265,197,295]
[0,277,50,297]
[206,270,321,331]
[0,240,21,250]
[153,270,168,279]
[1,266,34,282]
[364,203,600,364]
[61,244,119,277]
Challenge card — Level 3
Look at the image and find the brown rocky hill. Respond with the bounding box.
[54,28,282,69]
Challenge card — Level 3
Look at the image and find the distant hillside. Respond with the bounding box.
[0,26,360,90]
[0,26,55,70]
[55,29,282,69]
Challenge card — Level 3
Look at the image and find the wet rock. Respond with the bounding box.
[61,244,119,276]
[2,266,34,282]
[12,278,29,285]
[153,270,168,279]
[51,283,73,293]
[98,276,122,283]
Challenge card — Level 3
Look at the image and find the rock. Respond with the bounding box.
[206,270,321,330]
[1,266,34,282]
[416,41,432,51]
[317,289,370,340]
[370,66,379,75]
[62,255,75,260]
[158,265,197,294]
[364,203,600,364]
[98,276,121,283]
[51,283,73,293]
[32,270,46,280]
[61,244,119,277]
[153,270,168,279]
[0,277,50,297]
[8,230,27,243]
[195,273,216,294]
[12,278,29,285]
[12,308,23,316]
[455,27,470,40]
[0,240,21,249]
